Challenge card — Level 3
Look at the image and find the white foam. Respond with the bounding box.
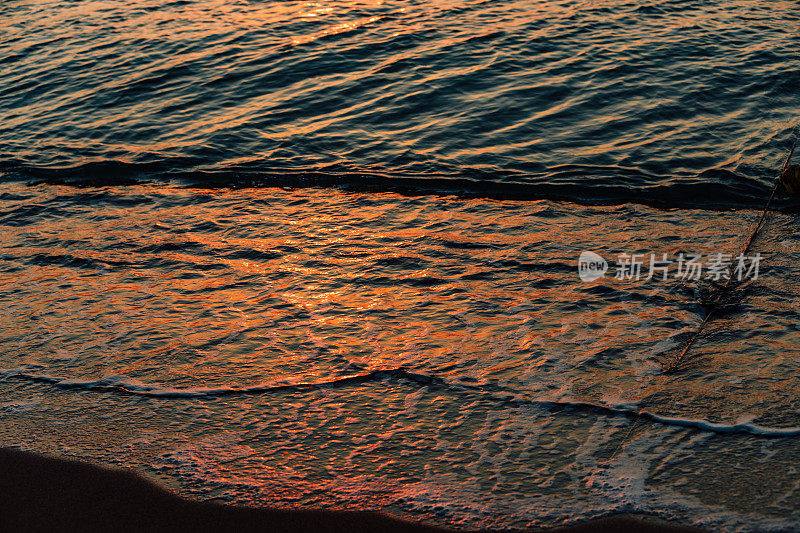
[6,366,800,438]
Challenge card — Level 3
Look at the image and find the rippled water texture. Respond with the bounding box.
[2,0,800,531]
[1,0,799,206]
[3,184,800,530]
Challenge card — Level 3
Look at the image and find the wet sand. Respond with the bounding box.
[0,447,702,533]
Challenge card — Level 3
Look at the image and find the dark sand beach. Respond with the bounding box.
[0,448,701,533]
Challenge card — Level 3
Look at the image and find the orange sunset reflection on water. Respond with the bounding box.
[3,181,800,529]
[0,181,778,410]
[3,0,800,527]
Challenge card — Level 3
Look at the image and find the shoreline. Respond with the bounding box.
[0,447,703,533]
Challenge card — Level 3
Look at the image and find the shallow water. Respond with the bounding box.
[2,0,800,531]
[3,183,800,530]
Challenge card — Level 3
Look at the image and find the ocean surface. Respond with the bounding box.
[2,0,800,530]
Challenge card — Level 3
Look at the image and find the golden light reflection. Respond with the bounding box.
[291,15,383,46]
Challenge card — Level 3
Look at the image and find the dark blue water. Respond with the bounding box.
[3,1,800,531]
[1,0,798,207]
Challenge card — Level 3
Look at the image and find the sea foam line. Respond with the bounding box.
[3,366,800,437]
[0,367,443,398]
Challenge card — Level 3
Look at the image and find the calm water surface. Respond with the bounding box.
[1,0,800,530]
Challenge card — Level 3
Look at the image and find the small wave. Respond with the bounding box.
[0,160,781,211]
[537,398,800,438]
[4,367,799,438]
[0,367,446,398]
